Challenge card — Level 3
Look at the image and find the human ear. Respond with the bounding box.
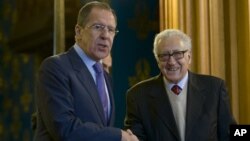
[188,52,192,64]
[75,25,82,40]
[75,25,81,35]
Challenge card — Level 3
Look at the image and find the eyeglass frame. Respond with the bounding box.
[86,23,119,35]
[157,50,189,62]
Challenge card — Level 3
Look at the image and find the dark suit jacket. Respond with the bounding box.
[34,47,121,141]
[124,72,236,141]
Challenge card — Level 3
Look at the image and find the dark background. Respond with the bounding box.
[0,0,159,140]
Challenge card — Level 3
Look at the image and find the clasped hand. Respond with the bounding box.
[121,129,139,141]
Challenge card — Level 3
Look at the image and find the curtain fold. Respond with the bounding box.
[159,0,250,124]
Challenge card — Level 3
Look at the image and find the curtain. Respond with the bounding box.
[159,0,250,124]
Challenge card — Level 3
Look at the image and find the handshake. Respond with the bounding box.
[121,129,139,141]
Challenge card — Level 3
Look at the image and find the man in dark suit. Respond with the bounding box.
[124,29,236,141]
[34,1,138,141]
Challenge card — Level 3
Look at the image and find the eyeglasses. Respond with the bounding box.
[87,23,119,35]
[157,50,188,61]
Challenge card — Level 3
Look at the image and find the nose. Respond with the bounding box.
[167,55,177,65]
[100,29,111,39]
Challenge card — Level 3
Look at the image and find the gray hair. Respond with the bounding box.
[77,1,117,27]
[153,29,191,60]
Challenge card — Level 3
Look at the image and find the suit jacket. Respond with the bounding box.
[124,72,236,141]
[34,47,121,141]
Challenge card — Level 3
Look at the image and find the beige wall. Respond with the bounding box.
[160,0,250,124]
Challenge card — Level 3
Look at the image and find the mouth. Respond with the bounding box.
[167,67,179,72]
[97,44,109,53]
[98,43,108,48]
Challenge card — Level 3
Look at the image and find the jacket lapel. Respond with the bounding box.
[150,75,180,140]
[185,72,205,140]
[67,47,106,125]
[104,72,115,126]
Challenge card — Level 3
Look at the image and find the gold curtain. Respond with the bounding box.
[54,0,65,54]
[159,0,250,124]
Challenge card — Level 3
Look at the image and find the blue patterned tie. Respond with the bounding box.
[93,62,109,123]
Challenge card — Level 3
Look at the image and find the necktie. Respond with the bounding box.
[171,85,182,95]
[93,62,109,123]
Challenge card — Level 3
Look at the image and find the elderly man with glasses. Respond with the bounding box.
[124,29,236,141]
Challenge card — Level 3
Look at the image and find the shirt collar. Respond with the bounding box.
[163,72,189,90]
[73,43,99,69]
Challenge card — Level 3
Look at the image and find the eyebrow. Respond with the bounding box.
[159,49,188,54]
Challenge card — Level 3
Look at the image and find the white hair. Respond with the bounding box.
[153,29,192,60]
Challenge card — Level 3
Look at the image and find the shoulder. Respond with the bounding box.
[189,71,226,91]
[190,72,224,83]
[40,47,76,70]
[42,47,75,63]
[127,74,162,94]
[37,48,80,81]
[40,54,66,74]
